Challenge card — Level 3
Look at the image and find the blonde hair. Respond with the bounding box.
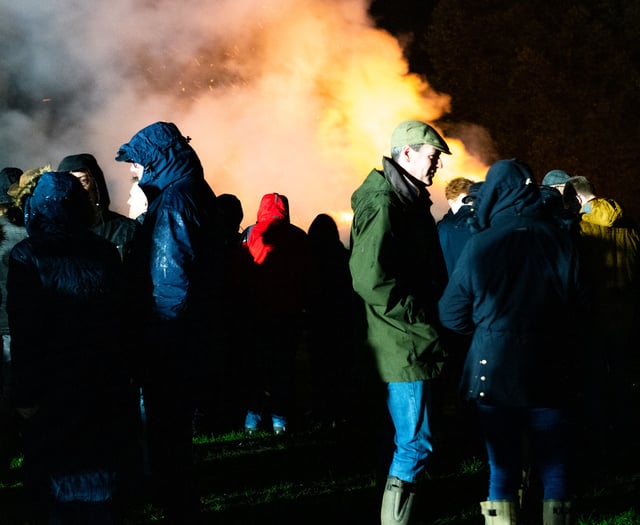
[444,177,474,201]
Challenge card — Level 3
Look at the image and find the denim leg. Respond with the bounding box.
[476,404,523,500]
[386,381,432,483]
[271,413,287,429]
[528,407,572,500]
[244,410,262,430]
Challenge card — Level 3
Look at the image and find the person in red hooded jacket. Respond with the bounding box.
[241,192,309,435]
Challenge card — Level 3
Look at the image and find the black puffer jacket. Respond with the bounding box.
[7,171,132,475]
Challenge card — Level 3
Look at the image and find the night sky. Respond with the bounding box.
[370,0,640,219]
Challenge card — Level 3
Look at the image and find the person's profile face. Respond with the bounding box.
[70,170,98,206]
[407,144,442,187]
[127,178,147,219]
[70,170,94,192]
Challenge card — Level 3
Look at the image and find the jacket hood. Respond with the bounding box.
[475,158,542,230]
[256,192,289,224]
[114,121,204,200]
[247,192,290,264]
[581,197,623,227]
[23,171,94,237]
[57,153,111,210]
[308,213,340,246]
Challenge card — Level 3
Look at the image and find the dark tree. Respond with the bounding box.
[402,0,640,219]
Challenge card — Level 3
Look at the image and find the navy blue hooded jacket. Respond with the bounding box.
[115,122,222,382]
[438,159,589,407]
[437,204,476,276]
[7,171,131,474]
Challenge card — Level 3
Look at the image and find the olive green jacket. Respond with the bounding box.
[349,157,447,382]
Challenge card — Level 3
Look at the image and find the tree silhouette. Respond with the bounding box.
[390,0,640,218]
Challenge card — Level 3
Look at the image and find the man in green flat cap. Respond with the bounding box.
[349,120,451,525]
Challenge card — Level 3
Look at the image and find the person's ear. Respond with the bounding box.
[400,145,413,162]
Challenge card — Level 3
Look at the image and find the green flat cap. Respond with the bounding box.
[391,120,451,154]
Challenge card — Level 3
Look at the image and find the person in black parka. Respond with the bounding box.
[7,171,135,525]
[438,159,590,524]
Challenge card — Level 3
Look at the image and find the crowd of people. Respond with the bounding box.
[0,118,637,525]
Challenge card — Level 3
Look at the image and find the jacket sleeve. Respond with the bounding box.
[6,245,46,407]
[438,250,475,335]
[350,201,423,323]
[149,206,193,321]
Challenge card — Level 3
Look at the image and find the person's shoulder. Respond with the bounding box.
[353,177,393,210]
[101,211,140,236]
[84,231,126,258]
[289,223,307,237]
[104,209,139,224]
[437,208,454,223]
[354,168,389,195]
[456,204,475,219]
[437,212,454,233]
[7,236,33,262]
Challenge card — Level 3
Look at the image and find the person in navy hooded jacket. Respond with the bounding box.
[438,159,589,525]
[7,171,134,525]
[115,121,223,523]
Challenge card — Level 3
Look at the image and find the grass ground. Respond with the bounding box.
[1,406,638,525]
[1,343,639,524]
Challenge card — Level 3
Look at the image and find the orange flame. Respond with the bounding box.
[116,0,488,245]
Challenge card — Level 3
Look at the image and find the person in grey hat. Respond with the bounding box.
[540,169,581,229]
[349,120,450,525]
[541,169,571,191]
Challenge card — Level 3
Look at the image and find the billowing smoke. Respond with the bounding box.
[0,0,490,243]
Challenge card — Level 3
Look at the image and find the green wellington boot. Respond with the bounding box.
[380,476,417,525]
[480,500,518,525]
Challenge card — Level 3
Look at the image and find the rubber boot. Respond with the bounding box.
[480,500,518,525]
[543,500,571,525]
[380,476,416,525]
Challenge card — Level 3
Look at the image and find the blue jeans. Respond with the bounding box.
[386,381,433,483]
[244,409,287,430]
[475,404,572,501]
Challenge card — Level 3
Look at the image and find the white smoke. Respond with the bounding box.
[0,0,489,243]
